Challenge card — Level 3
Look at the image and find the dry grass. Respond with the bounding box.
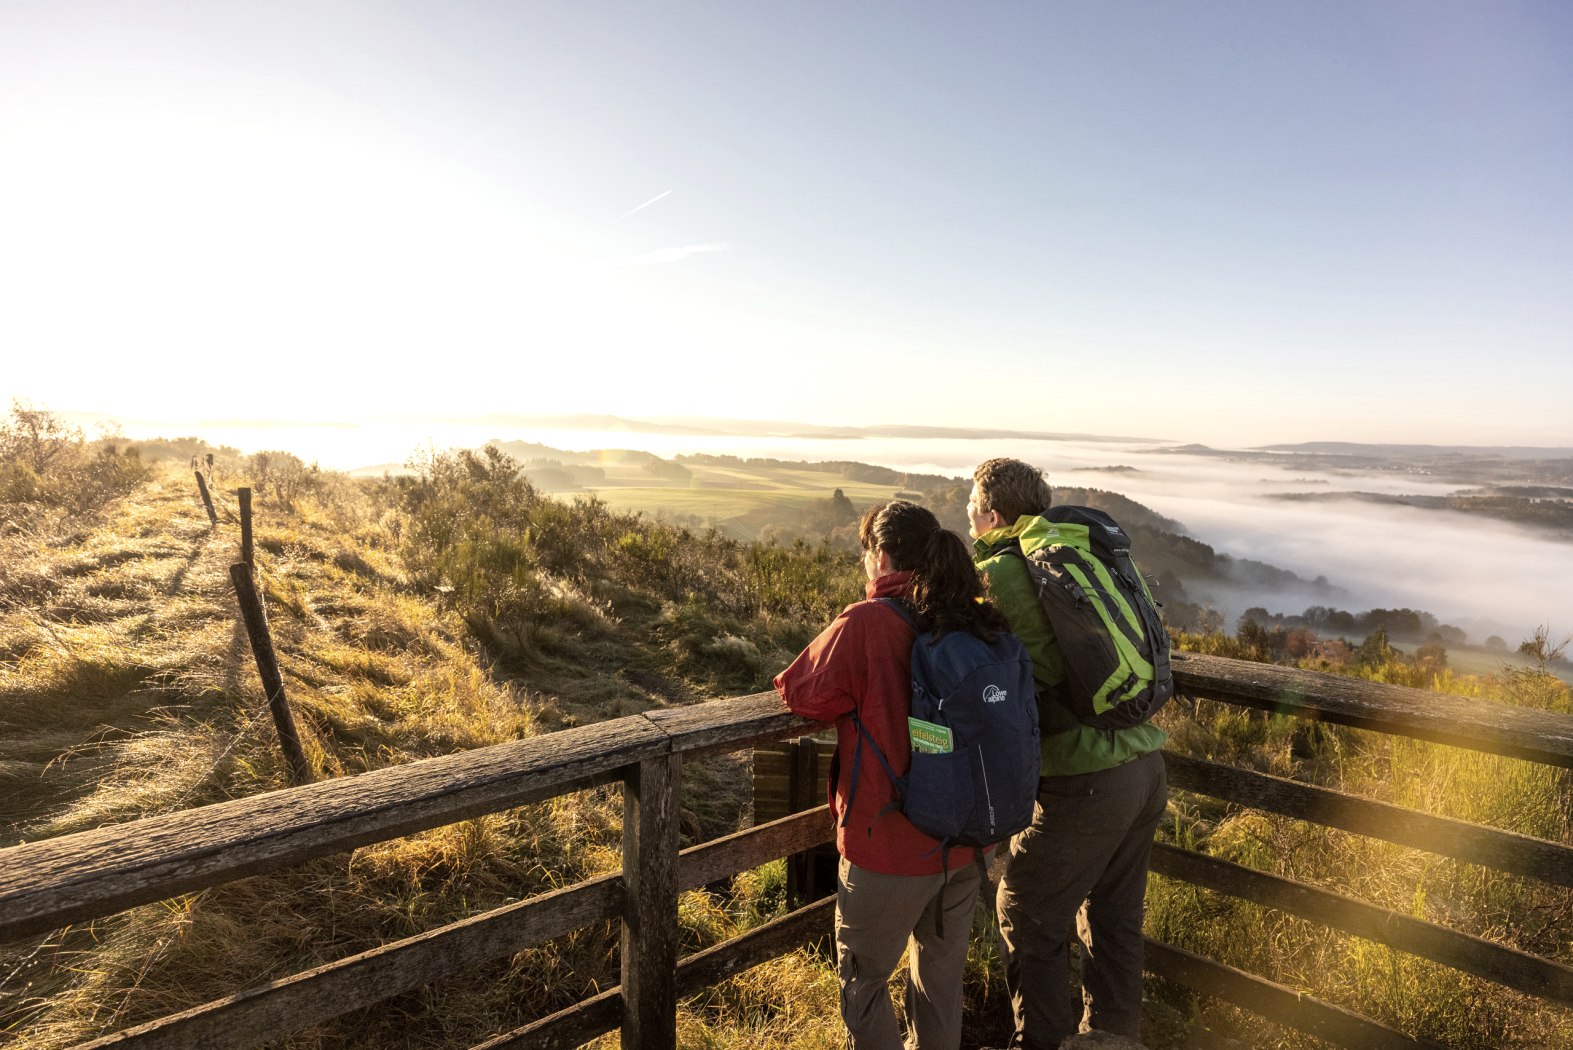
[0,466,817,1048]
[1148,667,1573,1049]
[6,462,1570,1049]
[0,476,238,839]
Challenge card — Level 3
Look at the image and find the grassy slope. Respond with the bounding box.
[0,468,867,1049]
[5,463,1571,1049]
[0,474,246,840]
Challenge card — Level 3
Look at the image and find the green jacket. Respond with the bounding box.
[974,515,1167,777]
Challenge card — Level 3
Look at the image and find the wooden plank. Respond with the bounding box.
[1163,752,1573,887]
[621,754,679,1050]
[1172,651,1573,768]
[71,877,623,1050]
[0,717,668,944]
[671,894,835,992]
[1150,844,1573,1005]
[790,739,818,812]
[1143,937,1444,1050]
[68,810,833,1050]
[678,807,832,891]
[641,692,813,757]
[786,740,818,903]
[473,898,836,1050]
[753,739,835,827]
[472,987,621,1050]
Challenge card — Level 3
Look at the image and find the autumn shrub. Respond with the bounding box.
[0,401,152,519]
[395,445,861,681]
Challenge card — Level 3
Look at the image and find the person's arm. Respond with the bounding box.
[774,608,863,723]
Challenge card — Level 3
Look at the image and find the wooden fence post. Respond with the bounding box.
[787,738,817,905]
[195,471,219,526]
[621,753,679,1050]
[238,487,254,569]
[229,563,312,785]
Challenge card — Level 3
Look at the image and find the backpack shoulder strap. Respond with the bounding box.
[875,595,919,631]
[843,598,916,834]
[843,706,903,832]
[990,536,1025,560]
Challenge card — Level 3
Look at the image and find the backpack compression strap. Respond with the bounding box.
[840,598,918,832]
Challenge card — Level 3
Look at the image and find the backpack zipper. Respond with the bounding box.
[976,744,997,833]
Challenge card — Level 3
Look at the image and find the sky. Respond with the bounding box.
[2,1,1571,447]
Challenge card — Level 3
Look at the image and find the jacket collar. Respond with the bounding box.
[973,515,1036,558]
[865,569,915,601]
[975,513,1067,559]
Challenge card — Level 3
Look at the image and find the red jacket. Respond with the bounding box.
[774,571,979,876]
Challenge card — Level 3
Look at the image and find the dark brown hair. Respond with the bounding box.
[971,457,1052,525]
[860,500,1009,638]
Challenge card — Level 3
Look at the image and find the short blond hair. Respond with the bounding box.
[972,458,1052,524]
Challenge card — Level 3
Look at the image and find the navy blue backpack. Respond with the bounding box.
[846,598,1040,929]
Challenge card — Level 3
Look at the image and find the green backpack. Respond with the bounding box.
[1003,505,1174,730]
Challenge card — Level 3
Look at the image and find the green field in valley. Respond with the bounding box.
[536,460,942,543]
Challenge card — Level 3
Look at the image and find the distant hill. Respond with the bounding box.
[363,437,1480,640]
[1177,441,1573,488]
[426,413,1166,444]
[1257,441,1573,459]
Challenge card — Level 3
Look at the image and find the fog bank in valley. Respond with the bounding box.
[109,416,1570,648]
[1056,452,1570,647]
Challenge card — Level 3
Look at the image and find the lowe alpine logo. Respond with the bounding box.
[982,684,1007,704]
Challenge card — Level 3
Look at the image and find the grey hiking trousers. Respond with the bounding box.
[835,855,984,1050]
[996,749,1168,1049]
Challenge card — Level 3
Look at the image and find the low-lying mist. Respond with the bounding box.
[1053,453,1570,647]
[118,416,1570,648]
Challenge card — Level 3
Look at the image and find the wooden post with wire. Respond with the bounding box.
[195,471,219,526]
[238,487,254,569]
[229,563,312,785]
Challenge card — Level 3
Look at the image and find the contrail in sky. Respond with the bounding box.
[619,189,672,220]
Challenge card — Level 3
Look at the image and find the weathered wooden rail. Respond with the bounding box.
[1147,652,1573,1049]
[2,653,1571,1048]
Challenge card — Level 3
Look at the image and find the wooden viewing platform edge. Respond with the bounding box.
[1,657,1570,1050]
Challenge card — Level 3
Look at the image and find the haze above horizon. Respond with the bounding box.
[3,2,1570,447]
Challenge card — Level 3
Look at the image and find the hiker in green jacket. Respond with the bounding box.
[968,457,1169,1049]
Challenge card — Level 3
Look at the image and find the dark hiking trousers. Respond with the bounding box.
[995,749,1168,1049]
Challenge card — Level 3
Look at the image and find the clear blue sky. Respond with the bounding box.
[3,1,1569,446]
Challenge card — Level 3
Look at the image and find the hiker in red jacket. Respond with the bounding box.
[776,500,1011,1050]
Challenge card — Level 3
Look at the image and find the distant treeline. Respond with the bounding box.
[1271,490,1573,534]
[516,453,692,490]
[1238,604,1469,646]
[675,453,958,492]
[1196,444,1573,488]
[121,435,245,467]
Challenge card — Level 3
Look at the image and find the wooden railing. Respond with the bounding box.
[0,695,828,1050]
[1149,652,1573,1050]
[2,654,1571,1049]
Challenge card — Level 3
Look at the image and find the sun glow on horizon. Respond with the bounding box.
[3,4,1570,447]
[2,67,787,425]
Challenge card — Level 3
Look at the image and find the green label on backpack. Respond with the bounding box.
[908,717,954,754]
